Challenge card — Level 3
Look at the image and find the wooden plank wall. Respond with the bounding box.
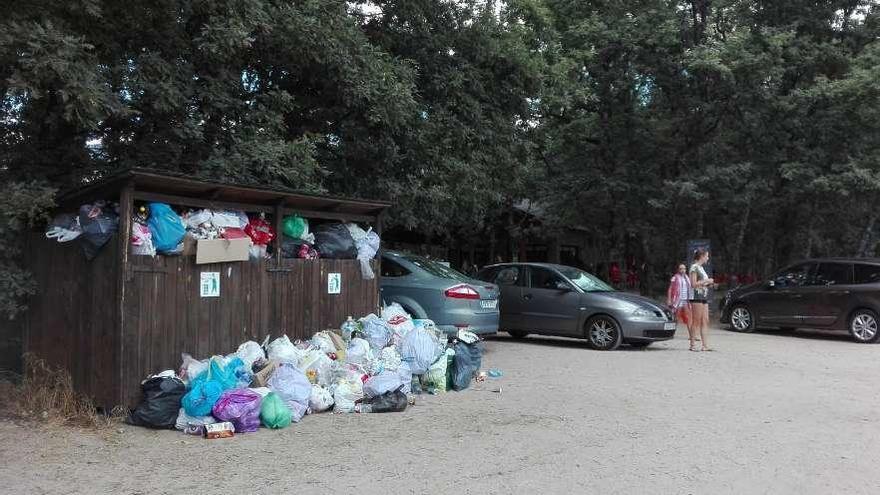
[120,254,379,407]
[23,233,120,410]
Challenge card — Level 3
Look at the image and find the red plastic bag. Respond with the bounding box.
[676,306,689,325]
[245,216,275,246]
[221,227,248,240]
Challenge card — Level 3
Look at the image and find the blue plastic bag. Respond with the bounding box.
[147,203,185,252]
[451,341,482,391]
[181,357,248,417]
[182,379,223,417]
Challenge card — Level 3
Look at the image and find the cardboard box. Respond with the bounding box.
[205,422,235,439]
[196,238,250,264]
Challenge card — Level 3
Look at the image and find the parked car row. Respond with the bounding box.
[379,251,675,350]
[380,251,880,348]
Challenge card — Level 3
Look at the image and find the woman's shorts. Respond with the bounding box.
[690,299,708,304]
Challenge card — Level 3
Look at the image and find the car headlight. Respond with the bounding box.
[632,308,653,318]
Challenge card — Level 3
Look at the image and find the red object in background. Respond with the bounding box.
[221,227,248,240]
[244,216,275,245]
[626,269,638,289]
[610,263,622,285]
[676,306,689,325]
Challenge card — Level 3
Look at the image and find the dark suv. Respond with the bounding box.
[720,259,880,343]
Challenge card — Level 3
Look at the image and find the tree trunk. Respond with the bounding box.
[732,195,752,273]
[856,211,880,257]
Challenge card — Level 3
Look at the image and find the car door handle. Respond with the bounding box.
[523,294,533,301]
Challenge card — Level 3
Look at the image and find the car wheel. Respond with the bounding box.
[507,330,528,339]
[586,315,622,351]
[629,342,651,349]
[729,305,755,333]
[849,309,880,343]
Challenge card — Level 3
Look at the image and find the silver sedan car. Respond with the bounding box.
[380,251,500,336]
[476,263,675,350]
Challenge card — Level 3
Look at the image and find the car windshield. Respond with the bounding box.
[402,255,470,281]
[557,267,614,292]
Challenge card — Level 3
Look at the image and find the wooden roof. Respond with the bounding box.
[57,169,390,222]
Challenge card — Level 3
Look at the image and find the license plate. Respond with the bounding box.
[480,299,498,309]
[664,322,676,330]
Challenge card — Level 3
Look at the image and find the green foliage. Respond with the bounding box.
[1,0,880,318]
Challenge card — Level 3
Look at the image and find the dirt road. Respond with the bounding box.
[2,326,879,494]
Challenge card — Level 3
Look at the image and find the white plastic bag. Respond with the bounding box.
[397,362,413,395]
[184,209,214,229]
[383,304,415,343]
[309,385,334,413]
[266,335,304,364]
[332,379,364,414]
[310,332,336,355]
[267,363,311,422]
[378,346,402,372]
[346,338,374,367]
[178,353,209,383]
[174,407,216,431]
[399,327,440,375]
[235,341,266,368]
[211,210,248,229]
[363,371,405,398]
[345,223,368,242]
[359,314,392,351]
[298,348,333,387]
[356,230,380,279]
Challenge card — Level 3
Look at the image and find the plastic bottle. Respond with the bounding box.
[341,316,357,341]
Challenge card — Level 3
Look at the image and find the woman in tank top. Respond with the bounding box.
[689,249,715,351]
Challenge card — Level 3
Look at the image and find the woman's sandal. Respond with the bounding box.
[689,341,699,352]
[701,347,715,352]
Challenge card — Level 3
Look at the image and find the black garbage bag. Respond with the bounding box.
[127,376,186,429]
[78,203,119,260]
[362,388,408,413]
[452,341,482,391]
[313,223,358,259]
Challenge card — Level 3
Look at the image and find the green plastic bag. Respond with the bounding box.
[445,350,455,391]
[260,392,292,429]
[282,215,308,239]
[422,350,450,392]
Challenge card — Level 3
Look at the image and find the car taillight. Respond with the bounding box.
[444,284,481,300]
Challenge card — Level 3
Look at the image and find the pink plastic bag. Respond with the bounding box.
[212,389,262,433]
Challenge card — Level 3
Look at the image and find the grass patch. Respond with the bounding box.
[0,353,126,428]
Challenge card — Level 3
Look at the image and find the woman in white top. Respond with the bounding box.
[689,249,715,351]
[667,263,695,350]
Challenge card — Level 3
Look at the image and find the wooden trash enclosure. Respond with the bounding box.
[23,169,390,410]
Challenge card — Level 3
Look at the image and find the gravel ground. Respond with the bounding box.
[1,325,879,495]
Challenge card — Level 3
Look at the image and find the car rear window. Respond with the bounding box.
[854,264,880,284]
[402,255,469,281]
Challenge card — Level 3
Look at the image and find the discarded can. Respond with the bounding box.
[306,369,318,384]
[204,422,235,439]
[184,422,207,436]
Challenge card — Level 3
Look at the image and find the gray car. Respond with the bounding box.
[476,263,675,350]
[379,251,500,336]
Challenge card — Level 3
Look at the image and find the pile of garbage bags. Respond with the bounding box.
[126,304,485,434]
[45,202,380,272]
